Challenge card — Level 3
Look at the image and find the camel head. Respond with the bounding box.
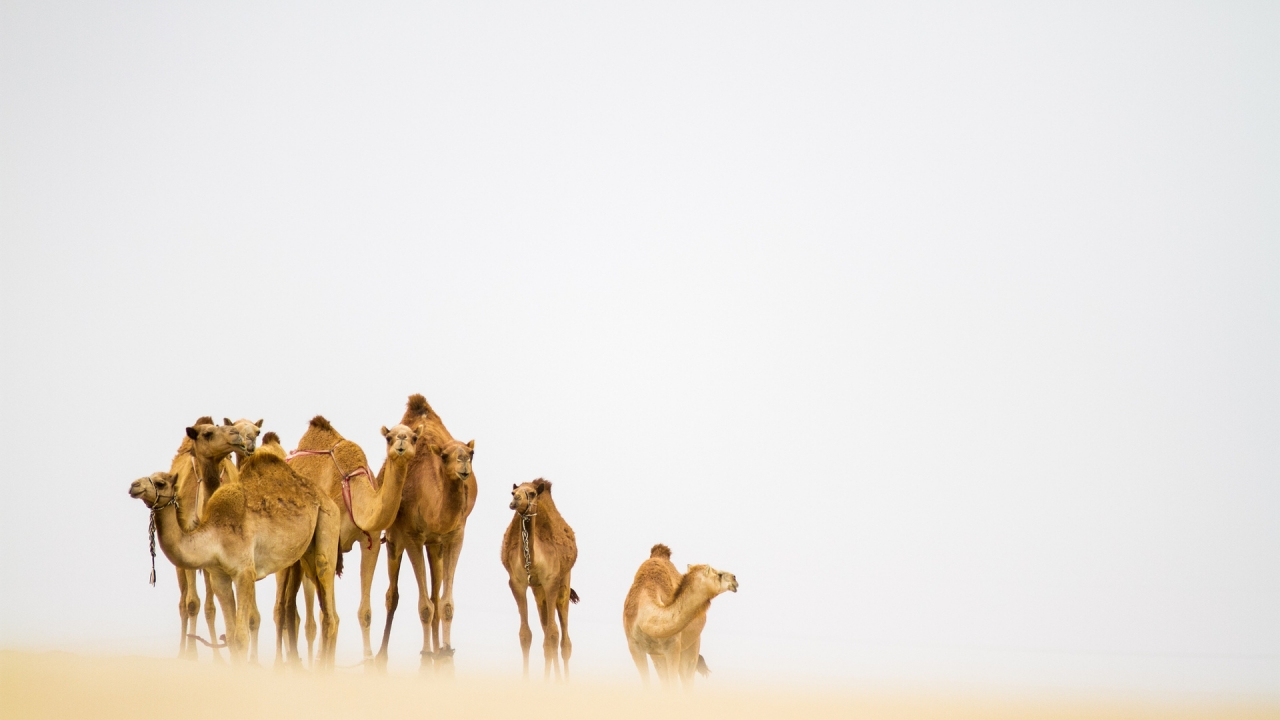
[381,423,419,460]
[684,564,739,596]
[430,439,474,482]
[509,479,548,514]
[128,472,178,509]
[185,422,241,460]
[224,418,263,455]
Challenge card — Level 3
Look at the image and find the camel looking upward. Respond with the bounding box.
[129,445,342,667]
[277,418,418,664]
[378,393,477,673]
[166,418,242,660]
[501,479,579,681]
[623,545,738,689]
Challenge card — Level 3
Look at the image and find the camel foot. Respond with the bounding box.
[434,646,455,677]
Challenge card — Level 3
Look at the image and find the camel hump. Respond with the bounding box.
[309,415,334,432]
[262,431,280,445]
[406,393,433,416]
[650,544,672,559]
[193,416,214,426]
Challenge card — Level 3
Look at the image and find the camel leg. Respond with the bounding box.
[628,640,651,687]
[436,533,466,661]
[202,571,223,663]
[208,571,238,662]
[231,569,257,664]
[543,579,565,682]
[302,574,317,669]
[182,567,201,660]
[247,588,261,665]
[425,543,444,656]
[272,570,287,668]
[657,648,680,690]
[556,578,573,681]
[508,579,532,679]
[357,537,380,661]
[311,511,341,671]
[405,543,436,671]
[273,565,303,668]
[375,537,402,668]
[530,585,558,682]
[678,634,701,691]
[312,563,339,671]
[175,567,191,659]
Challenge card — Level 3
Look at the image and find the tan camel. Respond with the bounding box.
[129,442,342,667]
[164,418,242,660]
[501,479,579,680]
[272,419,418,668]
[623,545,738,689]
[377,394,477,673]
[193,417,262,661]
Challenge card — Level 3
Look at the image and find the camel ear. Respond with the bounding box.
[429,444,441,456]
[223,417,233,426]
[466,439,475,454]
[512,484,518,491]
[687,564,694,572]
[255,419,263,428]
[186,426,198,439]
[380,426,390,438]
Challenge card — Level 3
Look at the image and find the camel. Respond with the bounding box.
[129,438,342,667]
[274,418,417,667]
[623,545,738,689]
[164,418,243,660]
[501,479,579,680]
[377,393,477,673]
[192,417,262,660]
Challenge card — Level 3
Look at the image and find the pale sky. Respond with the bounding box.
[1,1,1277,697]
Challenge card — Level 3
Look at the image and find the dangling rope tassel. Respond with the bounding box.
[148,510,158,586]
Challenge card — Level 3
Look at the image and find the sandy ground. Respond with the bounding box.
[1,650,1276,720]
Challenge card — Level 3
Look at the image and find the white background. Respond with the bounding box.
[1,1,1277,697]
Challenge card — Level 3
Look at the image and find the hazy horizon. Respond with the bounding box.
[1,1,1277,699]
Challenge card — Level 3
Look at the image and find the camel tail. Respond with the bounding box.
[187,634,228,649]
[696,654,711,677]
[569,588,580,604]
[650,544,672,559]
[335,550,344,578]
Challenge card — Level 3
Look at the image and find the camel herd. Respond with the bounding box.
[128,393,737,688]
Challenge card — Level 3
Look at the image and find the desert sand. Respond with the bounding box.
[1,649,1275,720]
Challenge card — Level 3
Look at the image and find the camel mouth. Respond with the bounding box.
[129,485,145,499]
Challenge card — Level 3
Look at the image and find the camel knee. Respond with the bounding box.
[359,607,372,629]
[519,625,533,647]
[418,602,434,626]
[561,636,573,658]
[543,626,560,650]
[442,602,453,622]
[385,587,399,613]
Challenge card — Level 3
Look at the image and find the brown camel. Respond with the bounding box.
[623,545,738,689]
[377,394,477,673]
[274,419,417,667]
[129,441,342,667]
[165,418,243,661]
[501,479,579,680]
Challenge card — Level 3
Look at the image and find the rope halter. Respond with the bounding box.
[147,479,179,586]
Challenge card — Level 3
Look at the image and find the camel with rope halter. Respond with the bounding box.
[501,478,580,681]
